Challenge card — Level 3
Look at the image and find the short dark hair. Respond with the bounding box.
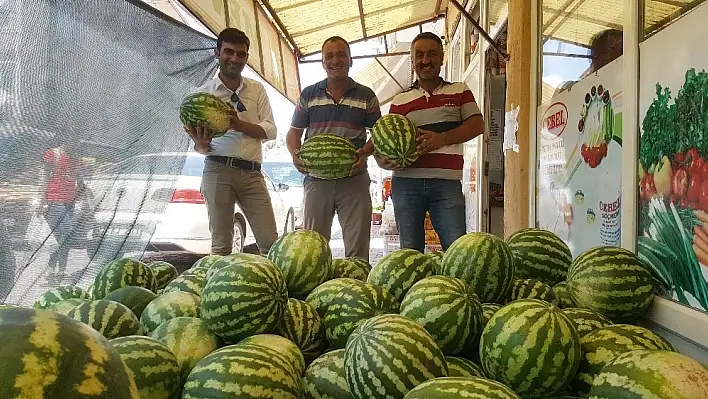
[411,32,444,52]
[217,28,250,51]
[590,29,623,53]
[322,36,351,56]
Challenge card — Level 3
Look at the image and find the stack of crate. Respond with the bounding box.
[424,212,442,252]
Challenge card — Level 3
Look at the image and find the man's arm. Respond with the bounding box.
[287,127,307,174]
[231,84,277,140]
[441,113,485,145]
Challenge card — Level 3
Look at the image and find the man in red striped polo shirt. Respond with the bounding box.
[379,32,485,252]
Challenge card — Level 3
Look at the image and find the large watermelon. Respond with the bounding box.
[33,285,91,310]
[560,307,613,337]
[506,228,572,284]
[323,282,399,348]
[201,259,288,342]
[238,334,306,376]
[68,299,144,339]
[344,313,448,399]
[268,230,333,299]
[161,270,206,298]
[399,275,482,355]
[403,377,521,399]
[204,253,267,280]
[110,335,181,399]
[304,349,352,399]
[299,134,358,180]
[0,307,139,398]
[442,232,515,303]
[277,298,326,364]
[567,246,655,322]
[571,324,676,395]
[179,92,233,137]
[479,299,581,398]
[588,350,708,398]
[305,277,366,317]
[150,316,223,381]
[367,248,437,302]
[103,286,157,319]
[139,291,201,333]
[92,258,157,299]
[182,343,303,399]
[371,113,419,168]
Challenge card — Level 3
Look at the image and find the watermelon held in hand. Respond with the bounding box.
[299,134,358,180]
[179,92,234,137]
[371,113,419,168]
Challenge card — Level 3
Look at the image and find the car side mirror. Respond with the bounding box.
[277,183,290,192]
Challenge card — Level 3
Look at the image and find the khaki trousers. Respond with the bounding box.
[303,172,372,261]
[200,159,278,255]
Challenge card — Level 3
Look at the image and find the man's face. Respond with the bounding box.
[215,42,248,78]
[322,40,350,80]
[413,38,443,81]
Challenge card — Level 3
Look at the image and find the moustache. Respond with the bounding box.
[418,64,434,69]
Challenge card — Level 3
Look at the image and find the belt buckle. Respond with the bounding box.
[227,157,236,168]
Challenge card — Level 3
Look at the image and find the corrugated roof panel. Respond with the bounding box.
[278,0,361,36]
[294,19,366,55]
[364,0,440,38]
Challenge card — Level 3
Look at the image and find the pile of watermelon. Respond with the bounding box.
[1,227,707,398]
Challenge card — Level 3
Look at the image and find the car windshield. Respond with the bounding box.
[262,162,304,187]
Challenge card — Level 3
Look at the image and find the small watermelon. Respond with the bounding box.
[404,377,521,399]
[103,286,157,319]
[33,285,91,310]
[277,298,326,364]
[330,257,370,281]
[553,281,575,308]
[68,299,144,339]
[110,335,181,399]
[367,248,437,302]
[238,334,306,376]
[140,291,201,333]
[507,278,559,305]
[506,228,572,285]
[268,230,333,299]
[305,278,366,317]
[93,258,157,299]
[304,349,352,398]
[148,261,179,290]
[561,307,613,337]
[371,113,419,168]
[445,357,485,378]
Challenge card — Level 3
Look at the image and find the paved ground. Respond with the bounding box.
[329,216,386,265]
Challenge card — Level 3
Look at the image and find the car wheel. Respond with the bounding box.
[232,220,245,254]
[283,208,295,235]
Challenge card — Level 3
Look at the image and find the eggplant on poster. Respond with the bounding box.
[536,58,623,258]
[638,3,708,313]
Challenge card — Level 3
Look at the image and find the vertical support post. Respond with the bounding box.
[503,0,533,237]
[528,0,540,227]
[621,0,640,251]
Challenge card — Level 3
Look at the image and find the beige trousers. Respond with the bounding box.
[303,172,372,261]
[200,159,278,255]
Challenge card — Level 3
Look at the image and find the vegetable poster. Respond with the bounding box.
[536,58,623,259]
[638,3,708,313]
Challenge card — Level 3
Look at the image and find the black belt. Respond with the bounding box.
[207,156,261,172]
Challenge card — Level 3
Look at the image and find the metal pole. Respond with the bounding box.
[448,0,510,61]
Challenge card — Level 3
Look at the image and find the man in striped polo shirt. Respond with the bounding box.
[286,36,381,261]
[380,32,484,252]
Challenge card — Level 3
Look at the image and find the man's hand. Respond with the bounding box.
[292,149,308,175]
[184,120,214,154]
[416,128,447,154]
[229,110,242,131]
[350,148,371,175]
[374,153,401,171]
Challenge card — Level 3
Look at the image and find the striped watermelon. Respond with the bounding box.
[277,298,327,364]
[367,248,437,302]
[161,270,206,298]
[442,232,515,303]
[479,299,581,398]
[571,324,676,395]
[344,313,448,399]
[268,230,333,299]
[399,275,482,355]
[0,307,139,398]
[148,261,178,290]
[33,285,91,310]
[140,291,201,333]
[507,278,559,305]
[567,246,655,322]
[506,228,572,285]
[425,251,444,273]
[561,307,613,337]
[462,302,503,362]
[588,350,708,399]
[445,356,485,377]
[93,258,157,299]
[306,277,366,316]
[201,259,288,342]
[299,134,358,180]
[47,298,91,315]
[182,343,303,399]
[179,92,233,137]
[304,349,352,399]
[205,253,267,280]
[110,335,181,399]
[403,377,521,399]
[323,282,399,348]
[371,113,419,168]
[103,286,157,318]
[239,334,306,375]
[553,281,575,308]
[150,316,222,381]
[189,254,222,270]
[331,258,371,281]
[68,299,144,339]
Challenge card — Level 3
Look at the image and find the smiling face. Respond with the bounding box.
[322,39,351,80]
[412,38,443,82]
[215,41,248,79]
